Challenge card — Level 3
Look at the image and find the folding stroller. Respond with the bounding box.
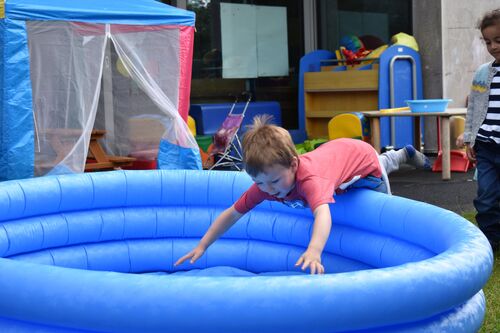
[207,93,251,171]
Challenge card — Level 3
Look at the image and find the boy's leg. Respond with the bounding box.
[473,142,500,252]
[379,145,431,175]
[378,149,406,174]
[403,145,432,170]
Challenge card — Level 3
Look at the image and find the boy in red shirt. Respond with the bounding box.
[175,116,430,274]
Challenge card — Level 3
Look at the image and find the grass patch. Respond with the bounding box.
[462,212,499,333]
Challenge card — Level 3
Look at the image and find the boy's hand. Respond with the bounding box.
[295,248,324,275]
[465,144,476,162]
[174,245,206,266]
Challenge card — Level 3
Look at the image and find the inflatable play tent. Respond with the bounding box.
[0,0,199,181]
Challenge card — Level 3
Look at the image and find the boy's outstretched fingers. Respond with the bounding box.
[173,253,191,266]
[295,255,325,274]
[174,251,198,266]
[310,262,316,275]
[309,261,325,275]
[174,246,206,266]
[295,255,305,269]
[316,262,325,275]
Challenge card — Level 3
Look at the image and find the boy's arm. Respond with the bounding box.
[295,203,332,274]
[174,205,243,266]
[464,91,478,161]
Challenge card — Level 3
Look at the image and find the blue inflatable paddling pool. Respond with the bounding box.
[0,170,493,332]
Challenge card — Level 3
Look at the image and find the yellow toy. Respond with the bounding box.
[116,57,131,78]
[379,106,410,113]
[450,116,465,150]
[391,32,419,51]
[328,113,369,141]
[188,115,197,136]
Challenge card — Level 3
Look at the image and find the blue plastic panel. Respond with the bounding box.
[378,45,424,148]
[189,101,282,136]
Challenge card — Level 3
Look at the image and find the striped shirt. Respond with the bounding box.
[477,63,500,144]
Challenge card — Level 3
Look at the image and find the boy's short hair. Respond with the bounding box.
[242,115,298,177]
[477,8,500,31]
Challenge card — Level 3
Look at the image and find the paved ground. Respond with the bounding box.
[388,156,477,214]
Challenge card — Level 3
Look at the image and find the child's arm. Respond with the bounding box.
[174,205,243,266]
[464,92,477,162]
[295,203,331,274]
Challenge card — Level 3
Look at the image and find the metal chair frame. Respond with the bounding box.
[207,93,252,171]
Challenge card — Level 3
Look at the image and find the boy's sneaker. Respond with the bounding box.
[404,145,432,170]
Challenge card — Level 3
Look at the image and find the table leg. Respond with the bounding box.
[413,116,422,151]
[89,139,109,163]
[370,118,381,153]
[440,116,451,180]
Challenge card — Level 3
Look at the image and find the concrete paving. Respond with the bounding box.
[388,157,477,214]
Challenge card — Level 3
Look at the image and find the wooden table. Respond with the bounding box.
[361,108,467,180]
[85,130,136,171]
[40,129,135,172]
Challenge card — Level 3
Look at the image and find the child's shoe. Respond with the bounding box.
[404,145,432,170]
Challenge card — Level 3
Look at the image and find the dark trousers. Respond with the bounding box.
[474,140,500,244]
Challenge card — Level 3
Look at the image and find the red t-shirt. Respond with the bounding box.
[234,138,382,213]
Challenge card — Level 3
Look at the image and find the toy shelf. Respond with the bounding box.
[298,46,423,148]
[304,67,378,138]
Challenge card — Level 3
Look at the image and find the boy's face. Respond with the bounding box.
[482,23,500,63]
[252,158,298,199]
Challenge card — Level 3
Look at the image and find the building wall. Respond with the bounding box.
[413,0,442,152]
[414,0,497,152]
[442,0,497,107]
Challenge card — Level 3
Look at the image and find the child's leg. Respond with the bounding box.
[379,145,431,175]
[473,142,500,251]
[378,149,406,174]
[403,145,432,170]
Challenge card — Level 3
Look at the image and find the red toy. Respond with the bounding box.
[341,47,371,66]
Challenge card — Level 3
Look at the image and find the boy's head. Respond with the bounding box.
[242,115,299,198]
[478,8,500,63]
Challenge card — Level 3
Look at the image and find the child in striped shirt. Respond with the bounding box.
[463,8,500,253]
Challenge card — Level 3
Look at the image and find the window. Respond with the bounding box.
[317,0,412,52]
[187,0,303,129]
